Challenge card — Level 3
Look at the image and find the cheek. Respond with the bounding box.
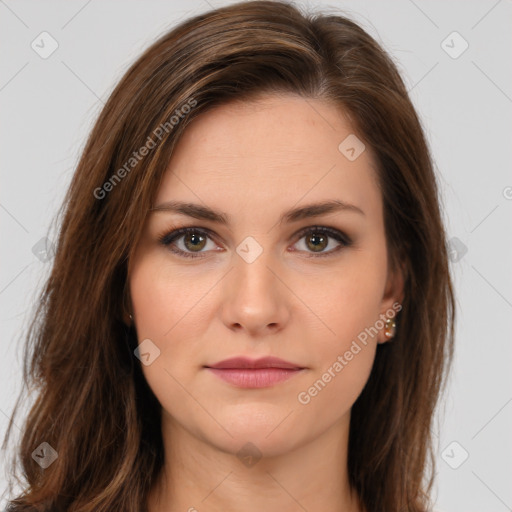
[129,258,207,430]
[293,254,385,408]
[296,340,376,425]
[129,252,214,345]
[295,254,386,352]
[295,266,383,413]
[128,253,216,397]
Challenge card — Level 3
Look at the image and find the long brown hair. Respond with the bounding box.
[2,1,455,510]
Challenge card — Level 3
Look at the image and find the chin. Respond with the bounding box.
[212,430,300,462]
[201,407,303,458]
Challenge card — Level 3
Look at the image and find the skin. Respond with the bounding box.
[127,93,404,512]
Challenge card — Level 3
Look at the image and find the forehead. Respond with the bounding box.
[154,94,382,222]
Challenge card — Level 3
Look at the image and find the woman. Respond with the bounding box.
[2,1,455,511]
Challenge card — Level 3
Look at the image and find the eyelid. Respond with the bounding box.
[293,224,352,246]
[157,225,219,247]
[157,224,352,259]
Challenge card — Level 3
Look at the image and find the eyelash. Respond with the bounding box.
[157,225,353,260]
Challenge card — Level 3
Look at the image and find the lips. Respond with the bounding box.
[204,357,306,388]
[205,356,303,370]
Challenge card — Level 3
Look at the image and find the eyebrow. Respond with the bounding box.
[150,199,365,225]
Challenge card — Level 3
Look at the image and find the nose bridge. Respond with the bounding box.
[220,236,289,333]
[231,237,280,302]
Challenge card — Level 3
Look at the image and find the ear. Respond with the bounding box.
[377,260,405,344]
[122,309,132,327]
[122,281,134,327]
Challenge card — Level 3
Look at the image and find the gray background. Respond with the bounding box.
[1,1,511,510]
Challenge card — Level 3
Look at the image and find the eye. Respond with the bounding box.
[158,225,352,259]
[158,227,219,259]
[290,225,352,258]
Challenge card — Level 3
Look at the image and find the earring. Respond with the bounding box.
[384,318,396,339]
[129,314,133,321]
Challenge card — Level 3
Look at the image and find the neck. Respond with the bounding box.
[147,410,364,512]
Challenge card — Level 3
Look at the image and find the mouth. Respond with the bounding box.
[204,356,306,388]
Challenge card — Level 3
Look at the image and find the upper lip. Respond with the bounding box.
[205,356,304,370]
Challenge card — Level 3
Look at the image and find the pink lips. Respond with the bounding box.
[205,356,305,388]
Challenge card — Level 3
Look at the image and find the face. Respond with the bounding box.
[127,93,403,457]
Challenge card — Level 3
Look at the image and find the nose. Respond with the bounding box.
[220,248,291,337]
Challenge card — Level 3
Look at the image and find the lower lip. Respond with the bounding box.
[206,368,304,388]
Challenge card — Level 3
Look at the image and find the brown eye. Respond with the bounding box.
[292,226,352,258]
[159,227,218,259]
[159,225,352,260]
[183,232,207,252]
[305,232,328,252]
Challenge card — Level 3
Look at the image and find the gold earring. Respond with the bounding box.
[384,318,396,339]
